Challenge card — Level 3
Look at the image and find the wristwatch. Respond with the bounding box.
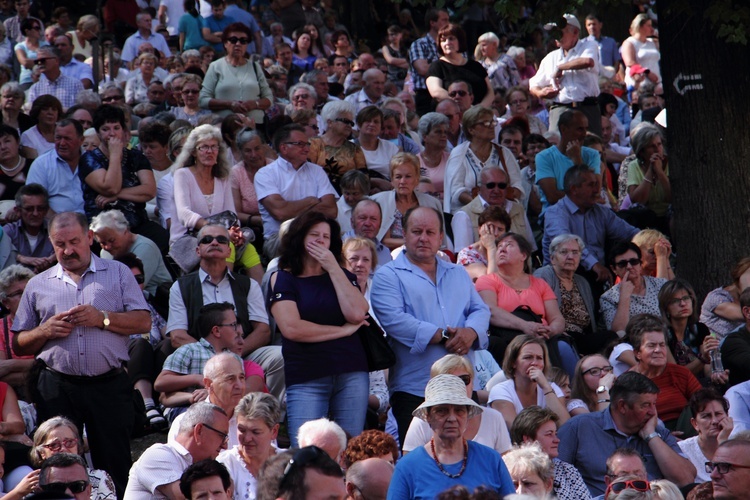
[644,432,660,443]
[101,311,111,330]
[439,329,450,345]
[596,385,608,394]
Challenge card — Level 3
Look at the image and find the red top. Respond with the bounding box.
[636,363,701,423]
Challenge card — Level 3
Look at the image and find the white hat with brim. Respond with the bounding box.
[412,374,483,421]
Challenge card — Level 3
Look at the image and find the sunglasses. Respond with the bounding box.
[582,366,613,377]
[283,141,311,148]
[199,235,230,245]
[449,90,468,97]
[226,36,249,45]
[102,95,124,102]
[41,481,89,494]
[610,480,650,494]
[182,89,199,95]
[42,438,78,452]
[293,94,311,100]
[457,374,471,386]
[133,274,145,284]
[484,182,507,190]
[334,118,354,126]
[614,258,641,269]
[280,446,325,489]
[35,57,52,65]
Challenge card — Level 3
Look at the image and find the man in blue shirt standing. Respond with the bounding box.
[585,14,622,76]
[202,0,236,54]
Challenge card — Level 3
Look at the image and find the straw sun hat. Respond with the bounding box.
[412,374,483,421]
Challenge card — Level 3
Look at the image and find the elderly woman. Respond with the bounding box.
[217,393,284,500]
[337,172,369,234]
[19,95,61,159]
[31,416,115,500]
[678,388,733,483]
[475,32,519,91]
[443,105,522,214]
[90,210,172,297]
[600,241,668,332]
[69,15,99,59]
[231,128,269,238]
[503,442,556,498]
[342,429,398,468]
[403,355,512,455]
[488,335,569,430]
[0,125,32,200]
[457,206,510,283]
[627,313,702,431]
[501,86,547,135]
[507,46,536,82]
[0,265,35,385]
[355,105,399,189]
[416,112,450,201]
[569,354,615,415]
[65,105,94,132]
[426,24,493,108]
[308,100,367,192]
[388,374,515,498]
[700,256,750,342]
[171,73,211,125]
[125,53,159,105]
[534,234,609,355]
[509,408,590,500]
[14,18,46,89]
[0,83,32,133]
[621,14,661,87]
[658,279,714,379]
[632,229,674,280]
[288,83,318,115]
[269,210,370,445]
[200,23,273,123]
[169,124,236,245]
[624,123,670,234]
[370,152,445,251]
[290,109,319,139]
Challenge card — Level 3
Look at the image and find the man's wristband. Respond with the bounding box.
[644,432,660,443]
[544,390,555,396]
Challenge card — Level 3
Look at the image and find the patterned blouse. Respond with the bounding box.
[307,137,367,193]
[559,280,591,334]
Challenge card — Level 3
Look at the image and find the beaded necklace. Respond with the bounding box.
[430,438,468,479]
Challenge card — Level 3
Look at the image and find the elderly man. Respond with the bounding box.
[53,35,93,89]
[255,124,338,257]
[121,11,171,65]
[346,458,393,500]
[451,166,534,252]
[2,183,55,272]
[409,8,450,115]
[166,351,251,448]
[558,372,696,496]
[179,459,233,500]
[530,14,601,135]
[343,199,392,270]
[589,448,649,500]
[302,69,338,113]
[297,418,348,466]
[126,402,230,499]
[371,206,490,444]
[25,119,84,214]
[262,22,293,57]
[435,99,464,150]
[91,209,171,297]
[12,212,151,497]
[709,438,750,500]
[38,453,92,500]
[28,46,83,109]
[256,447,346,500]
[345,68,386,112]
[542,165,638,283]
[535,110,601,215]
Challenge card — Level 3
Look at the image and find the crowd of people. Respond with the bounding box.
[1,1,750,499]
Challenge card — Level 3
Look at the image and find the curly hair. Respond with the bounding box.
[342,429,398,469]
[172,124,231,179]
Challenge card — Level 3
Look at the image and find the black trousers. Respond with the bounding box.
[37,368,134,499]
[390,391,425,450]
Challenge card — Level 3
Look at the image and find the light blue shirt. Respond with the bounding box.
[121,31,172,63]
[370,252,490,397]
[60,58,94,84]
[542,196,638,269]
[341,229,391,271]
[535,145,601,216]
[26,149,84,214]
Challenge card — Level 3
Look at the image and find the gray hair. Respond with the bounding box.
[266,64,288,77]
[301,69,326,85]
[173,124,231,179]
[297,418,347,453]
[0,264,35,300]
[321,100,355,124]
[380,97,407,121]
[563,164,596,193]
[503,442,554,484]
[339,169,370,193]
[549,233,586,255]
[90,209,129,233]
[477,32,500,45]
[289,82,317,101]
[649,480,681,500]
[178,401,227,434]
[235,392,282,430]
[182,50,200,60]
[37,46,61,59]
[163,72,186,89]
[0,82,25,103]
[168,126,193,162]
[203,352,243,380]
[630,122,663,159]
[75,89,101,108]
[418,112,449,139]
[236,127,262,150]
[99,82,124,98]
[506,46,526,59]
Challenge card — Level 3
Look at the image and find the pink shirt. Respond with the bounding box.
[475,273,556,324]
[230,162,260,216]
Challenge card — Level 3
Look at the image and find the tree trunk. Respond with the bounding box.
[658,0,750,300]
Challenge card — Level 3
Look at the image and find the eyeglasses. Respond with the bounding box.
[610,480,650,494]
[475,120,495,128]
[449,90,468,97]
[5,290,23,299]
[102,95,124,102]
[199,235,230,245]
[557,249,581,257]
[42,438,78,452]
[614,258,641,269]
[668,295,691,306]
[509,99,528,105]
[202,423,229,444]
[280,446,325,489]
[226,36,249,45]
[582,366,614,377]
[706,461,750,474]
[457,374,471,386]
[218,321,239,330]
[35,57,52,65]
[334,118,355,126]
[21,205,49,213]
[182,89,199,95]
[283,141,311,148]
[293,94,311,100]
[40,480,89,494]
[133,274,145,284]
[197,144,219,152]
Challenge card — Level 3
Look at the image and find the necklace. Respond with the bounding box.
[0,156,24,176]
[421,150,442,168]
[430,438,468,478]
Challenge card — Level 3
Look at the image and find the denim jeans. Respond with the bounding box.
[287,371,369,447]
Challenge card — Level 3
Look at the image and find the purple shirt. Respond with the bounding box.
[12,254,149,376]
[2,220,54,259]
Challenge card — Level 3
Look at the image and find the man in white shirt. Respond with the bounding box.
[344,68,387,113]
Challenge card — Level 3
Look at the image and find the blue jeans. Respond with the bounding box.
[287,371,369,447]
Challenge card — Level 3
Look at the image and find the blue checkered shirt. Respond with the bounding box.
[29,73,83,110]
[408,33,440,90]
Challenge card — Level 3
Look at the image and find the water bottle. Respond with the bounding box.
[710,349,724,375]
